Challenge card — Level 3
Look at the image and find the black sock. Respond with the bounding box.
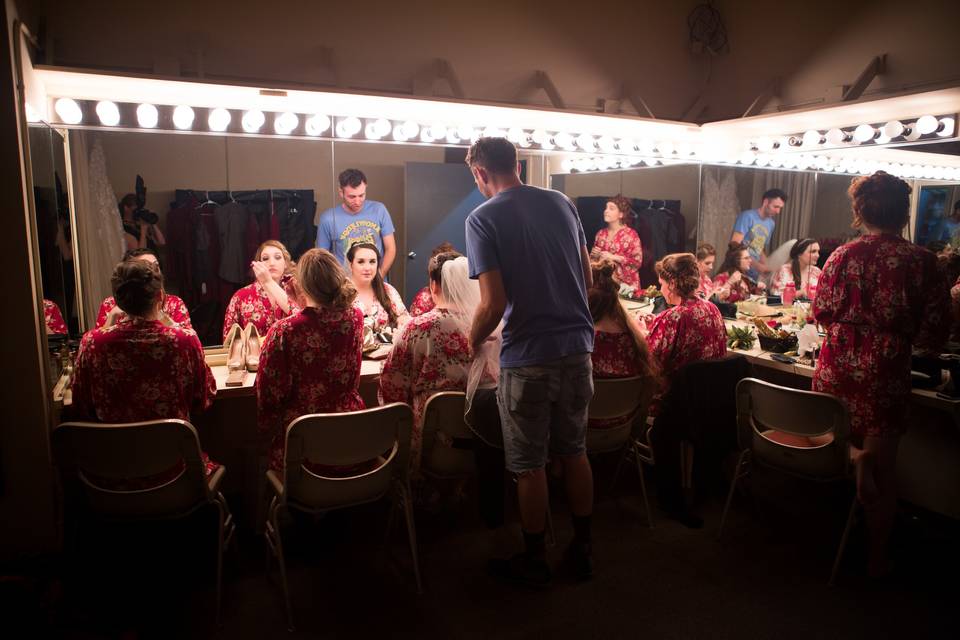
[522,529,546,559]
[572,514,592,546]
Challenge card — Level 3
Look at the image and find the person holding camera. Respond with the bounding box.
[119,193,166,253]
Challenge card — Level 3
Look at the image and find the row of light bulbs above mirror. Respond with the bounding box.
[46,98,960,180]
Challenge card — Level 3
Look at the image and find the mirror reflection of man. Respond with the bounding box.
[730,188,787,281]
[316,168,396,277]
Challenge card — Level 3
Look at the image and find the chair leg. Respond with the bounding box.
[609,444,630,493]
[718,450,749,540]
[267,497,295,631]
[829,493,858,587]
[214,497,228,627]
[632,443,655,529]
[398,481,423,595]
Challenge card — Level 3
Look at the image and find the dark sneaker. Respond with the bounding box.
[488,553,553,588]
[564,542,594,581]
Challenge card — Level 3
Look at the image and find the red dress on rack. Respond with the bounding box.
[255,305,366,472]
[812,234,948,437]
[95,294,192,330]
[43,299,68,334]
[221,273,301,340]
[594,226,643,288]
[69,318,219,484]
[409,287,435,317]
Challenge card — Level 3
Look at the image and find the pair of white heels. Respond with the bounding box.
[224,323,262,373]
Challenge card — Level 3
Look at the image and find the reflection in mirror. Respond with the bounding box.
[699,165,819,290]
[30,124,76,338]
[552,164,700,288]
[914,183,960,249]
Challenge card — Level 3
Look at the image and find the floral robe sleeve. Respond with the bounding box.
[594,227,642,287]
[409,287,435,317]
[96,294,193,330]
[712,272,759,303]
[646,298,727,383]
[222,274,301,340]
[770,264,822,297]
[378,308,479,471]
[43,299,68,334]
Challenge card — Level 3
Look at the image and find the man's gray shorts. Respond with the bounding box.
[497,353,594,473]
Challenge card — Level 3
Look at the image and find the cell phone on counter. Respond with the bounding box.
[770,354,797,364]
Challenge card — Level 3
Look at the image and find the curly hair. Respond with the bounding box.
[848,171,911,231]
[428,251,462,286]
[655,253,700,298]
[718,242,749,276]
[255,240,295,277]
[695,243,716,262]
[297,248,357,310]
[589,259,660,384]
[607,194,636,227]
[111,259,163,317]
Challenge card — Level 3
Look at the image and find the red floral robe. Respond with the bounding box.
[712,271,761,303]
[95,294,192,330]
[591,330,645,429]
[354,282,408,332]
[594,226,642,287]
[812,234,948,437]
[770,264,822,297]
[409,287,435,317]
[255,305,366,472]
[697,273,714,299]
[69,318,218,485]
[646,297,727,408]
[222,274,300,340]
[378,307,493,470]
[44,299,68,334]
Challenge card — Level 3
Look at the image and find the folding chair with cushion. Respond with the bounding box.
[53,419,235,625]
[591,376,656,528]
[264,402,420,631]
[718,378,856,586]
[421,391,475,479]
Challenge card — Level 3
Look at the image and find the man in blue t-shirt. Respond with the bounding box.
[315,168,396,276]
[730,188,787,281]
[465,137,596,586]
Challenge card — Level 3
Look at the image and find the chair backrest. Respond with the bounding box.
[587,376,654,453]
[421,392,475,478]
[53,419,210,519]
[282,402,414,510]
[736,378,851,481]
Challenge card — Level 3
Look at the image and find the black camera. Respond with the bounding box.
[132,174,159,224]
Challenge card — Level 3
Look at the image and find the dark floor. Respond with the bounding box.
[3,457,957,639]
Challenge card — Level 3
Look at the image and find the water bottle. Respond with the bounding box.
[782,281,796,306]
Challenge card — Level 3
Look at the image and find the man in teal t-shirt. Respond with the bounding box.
[731,188,787,281]
[316,168,396,276]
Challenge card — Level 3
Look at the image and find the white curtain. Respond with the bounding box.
[71,132,125,327]
[699,165,741,264]
[751,169,817,248]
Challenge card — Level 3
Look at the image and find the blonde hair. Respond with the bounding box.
[255,240,294,276]
[296,249,357,309]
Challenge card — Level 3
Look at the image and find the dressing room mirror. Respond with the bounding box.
[551,163,701,287]
[30,123,76,337]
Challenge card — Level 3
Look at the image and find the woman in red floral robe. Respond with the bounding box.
[812,172,949,577]
[222,240,300,340]
[95,248,192,330]
[256,249,365,473]
[44,298,68,334]
[712,242,765,303]
[695,244,717,299]
[69,260,218,485]
[410,242,460,317]
[587,259,659,429]
[379,254,494,471]
[591,195,642,288]
[347,242,409,332]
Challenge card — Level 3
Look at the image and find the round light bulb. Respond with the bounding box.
[756,137,775,152]
[531,129,549,145]
[336,116,362,138]
[365,118,390,139]
[755,154,771,167]
[427,123,447,140]
[172,105,195,130]
[825,128,848,146]
[241,110,265,133]
[445,129,461,144]
[392,124,409,141]
[274,112,299,135]
[95,101,120,126]
[597,136,617,153]
[575,133,596,151]
[916,115,939,135]
[400,120,420,139]
[304,114,331,136]
[561,158,575,172]
[882,121,904,139]
[208,107,231,132]
[932,166,946,180]
[903,126,921,142]
[801,130,822,147]
[937,117,955,137]
[853,124,876,143]
[136,103,159,128]
[554,132,575,150]
[54,98,82,124]
[739,150,756,165]
[658,141,675,156]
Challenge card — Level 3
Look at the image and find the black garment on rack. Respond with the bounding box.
[216,201,250,284]
[273,189,317,261]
